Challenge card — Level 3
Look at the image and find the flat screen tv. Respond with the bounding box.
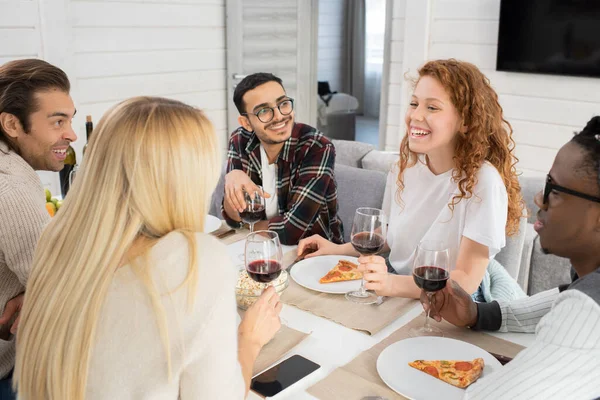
[497,0,600,79]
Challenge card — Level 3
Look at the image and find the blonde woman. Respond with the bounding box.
[14,97,281,399]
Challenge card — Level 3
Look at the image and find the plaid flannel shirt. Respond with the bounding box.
[221,123,344,245]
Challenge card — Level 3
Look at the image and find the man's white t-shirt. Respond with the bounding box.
[260,145,279,219]
[382,158,508,275]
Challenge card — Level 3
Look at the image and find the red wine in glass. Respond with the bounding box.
[345,207,387,305]
[245,230,283,285]
[243,187,266,232]
[246,259,282,283]
[351,232,385,255]
[413,266,449,292]
[240,206,265,225]
[409,241,450,337]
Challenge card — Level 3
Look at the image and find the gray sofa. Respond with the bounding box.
[209,139,572,294]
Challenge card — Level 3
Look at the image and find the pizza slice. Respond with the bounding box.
[408,358,484,389]
[319,260,362,284]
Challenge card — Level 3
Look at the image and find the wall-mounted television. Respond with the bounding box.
[497,0,600,79]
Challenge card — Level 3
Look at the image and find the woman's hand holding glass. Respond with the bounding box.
[239,286,282,349]
[357,255,396,297]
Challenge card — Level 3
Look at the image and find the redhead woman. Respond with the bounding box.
[299,59,525,302]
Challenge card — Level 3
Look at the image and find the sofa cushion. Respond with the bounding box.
[331,139,374,168]
[494,216,527,282]
[517,224,537,293]
[527,236,572,295]
[335,164,387,242]
[361,150,399,173]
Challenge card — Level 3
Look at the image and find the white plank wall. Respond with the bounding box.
[71,0,227,147]
[0,1,42,68]
[317,0,345,91]
[382,0,406,151]
[0,0,228,193]
[390,0,600,177]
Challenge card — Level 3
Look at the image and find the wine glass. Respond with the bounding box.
[245,230,287,325]
[345,207,387,304]
[240,186,266,233]
[409,240,450,337]
[245,230,283,285]
[69,164,78,187]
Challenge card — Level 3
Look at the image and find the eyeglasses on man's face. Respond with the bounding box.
[243,98,294,123]
[543,174,600,205]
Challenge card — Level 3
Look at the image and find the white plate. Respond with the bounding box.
[204,215,222,234]
[290,255,361,294]
[377,337,502,400]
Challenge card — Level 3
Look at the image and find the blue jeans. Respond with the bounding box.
[0,370,16,400]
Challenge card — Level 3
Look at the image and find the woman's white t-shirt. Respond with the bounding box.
[382,159,508,275]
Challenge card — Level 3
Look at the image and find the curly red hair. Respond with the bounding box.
[397,59,524,236]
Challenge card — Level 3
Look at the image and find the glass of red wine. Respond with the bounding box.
[240,186,266,232]
[245,230,283,285]
[409,240,450,337]
[345,207,387,305]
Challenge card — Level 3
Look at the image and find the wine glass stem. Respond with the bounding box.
[249,222,254,232]
[424,292,433,330]
[359,277,367,295]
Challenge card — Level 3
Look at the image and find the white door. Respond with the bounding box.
[225,0,318,134]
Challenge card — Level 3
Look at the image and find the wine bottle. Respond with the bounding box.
[83,115,93,156]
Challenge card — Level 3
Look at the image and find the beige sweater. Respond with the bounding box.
[86,232,245,399]
[0,141,49,378]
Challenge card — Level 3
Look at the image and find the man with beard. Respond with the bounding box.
[0,59,77,398]
[222,73,343,245]
[421,116,600,399]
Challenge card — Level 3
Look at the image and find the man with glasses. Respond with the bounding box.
[421,116,600,399]
[222,73,343,245]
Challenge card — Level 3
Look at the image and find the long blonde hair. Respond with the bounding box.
[14,97,221,399]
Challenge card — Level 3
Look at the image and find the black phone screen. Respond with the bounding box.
[250,354,320,397]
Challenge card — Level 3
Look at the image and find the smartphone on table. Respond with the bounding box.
[250,354,320,398]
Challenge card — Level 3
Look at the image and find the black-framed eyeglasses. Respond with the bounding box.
[543,174,600,204]
[242,98,294,123]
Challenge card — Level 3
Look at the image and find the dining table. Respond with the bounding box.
[220,228,536,400]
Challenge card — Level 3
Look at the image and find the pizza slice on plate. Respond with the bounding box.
[408,358,484,389]
[319,260,362,284]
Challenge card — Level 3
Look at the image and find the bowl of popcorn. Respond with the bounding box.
[235,268,289,310]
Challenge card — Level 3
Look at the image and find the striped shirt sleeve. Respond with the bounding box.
[464,290,600,400]
[497,288,559,333]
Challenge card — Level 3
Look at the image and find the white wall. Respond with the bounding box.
[0,1,41,64]
[1,0,227,194]
[382,0,406,151]
[317,0,345,91]
[383,0,600,177]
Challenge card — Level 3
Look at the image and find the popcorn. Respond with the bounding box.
[235,269,288,309]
